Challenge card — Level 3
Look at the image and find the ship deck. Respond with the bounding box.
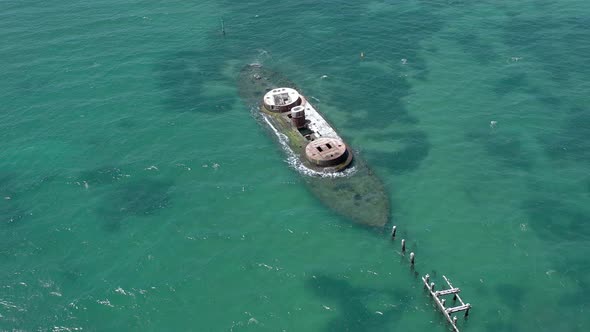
[299,97,341,141]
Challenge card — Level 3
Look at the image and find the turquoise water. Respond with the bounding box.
[2,0,590,331]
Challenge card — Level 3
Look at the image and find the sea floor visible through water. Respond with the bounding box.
[2,0,590,331]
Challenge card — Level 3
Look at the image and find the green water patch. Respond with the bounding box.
[502,5,590,84]
[495,283,527,312]
[554,262,590,328]
[366,131,431,175]
[74,166,127,186]
[465,128,533,171]
[0,174,23,225]
[522,198,590,242]
[358,0,447,80]
[539,108,590,164]
[454,31,498,65]
[340,74,419,130]
[492,70,565,107]
[0,201,27,227]
[0,173,58,228]
[155,49,235,114]
[71,164,178,232]
[483,318,518,332]
[493,72,530,96]
[305,274,408,331]
[96,177,173,231]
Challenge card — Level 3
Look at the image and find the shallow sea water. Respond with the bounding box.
[2,0,590,331]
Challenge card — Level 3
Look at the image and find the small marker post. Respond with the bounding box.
[391,225,397,239]
[401,239,406,252]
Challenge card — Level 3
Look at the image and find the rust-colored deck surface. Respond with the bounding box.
[305,137,349,167]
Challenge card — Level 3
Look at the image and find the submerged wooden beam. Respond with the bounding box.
[435,287,460,296]
[446,304,471,314]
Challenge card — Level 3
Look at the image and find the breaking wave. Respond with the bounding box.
[262,115,357,178]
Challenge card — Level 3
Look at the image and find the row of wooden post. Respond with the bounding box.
[391,225,471,332]
[391,225,415,266]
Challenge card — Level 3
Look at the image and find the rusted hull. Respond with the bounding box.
[238,63,390,228]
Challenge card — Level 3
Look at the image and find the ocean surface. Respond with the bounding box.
[2,0,590,331]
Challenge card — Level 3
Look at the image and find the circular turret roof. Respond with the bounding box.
[305,137,349,167]
[263,88,300,108]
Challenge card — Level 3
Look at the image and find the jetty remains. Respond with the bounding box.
[422,274,471,332]
[390,225,473,331]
